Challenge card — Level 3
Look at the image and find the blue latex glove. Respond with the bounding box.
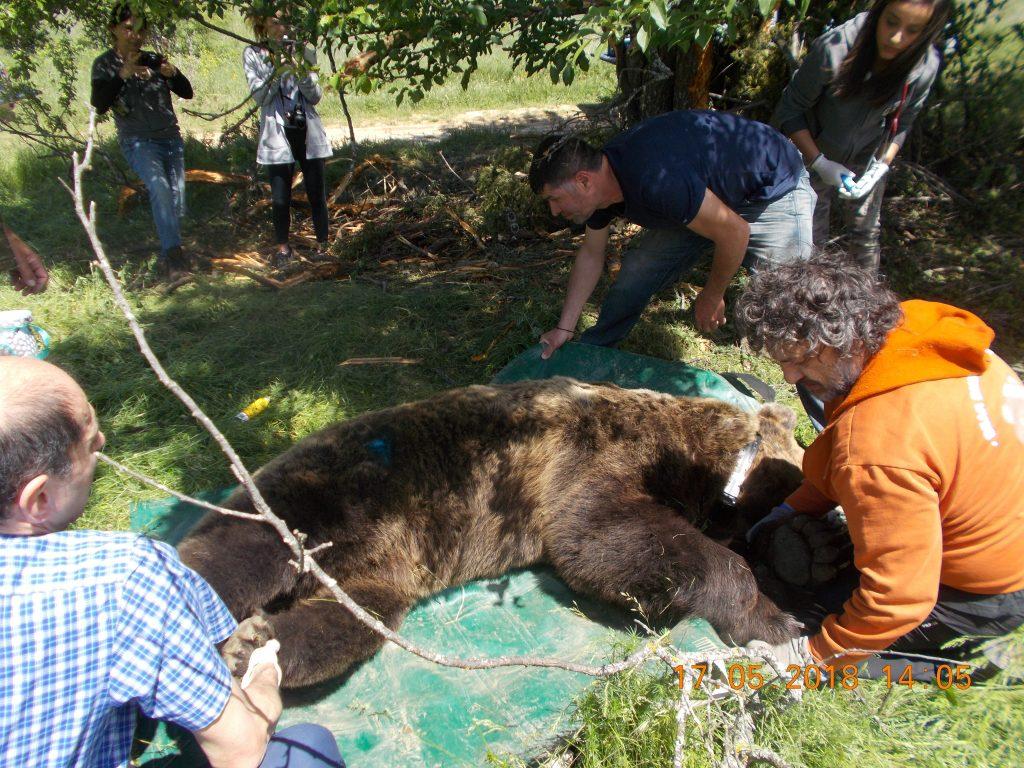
[839,159,890,200]
[746,503,796,544]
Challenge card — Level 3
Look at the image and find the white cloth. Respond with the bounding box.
[241,639,283,689]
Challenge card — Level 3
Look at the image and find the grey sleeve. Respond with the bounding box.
[243,46,277,107]
[297,73,323,105]
[772,35,832,137]
[296,47,323,106]
[891,51,939,148]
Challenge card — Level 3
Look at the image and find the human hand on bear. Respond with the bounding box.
[241,639,282,690]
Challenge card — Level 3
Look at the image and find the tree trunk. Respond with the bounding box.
[616,41,714,126]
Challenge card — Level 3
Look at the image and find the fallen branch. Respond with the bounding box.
[212,260,285,289]
[329,155,390,205]
[445,207,486,250]
[185,169,252,185]
[899,161,968,205]
[438,150,475,194]
[338,356,422,366]
[394,233,436,260]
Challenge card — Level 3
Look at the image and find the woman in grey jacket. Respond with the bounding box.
[244,11,333,265]
[772,0,948,268]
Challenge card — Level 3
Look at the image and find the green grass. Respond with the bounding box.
[485,639,1024,768]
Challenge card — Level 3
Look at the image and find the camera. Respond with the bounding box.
[137,51,164,70]
[284,101,306,130]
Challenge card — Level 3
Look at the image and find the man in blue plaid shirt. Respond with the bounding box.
[0,356,345,768]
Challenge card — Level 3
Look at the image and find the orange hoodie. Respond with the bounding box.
[784,300,1024,664]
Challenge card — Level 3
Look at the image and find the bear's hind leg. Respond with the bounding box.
[546,495,798,645]
[263,578,415,688]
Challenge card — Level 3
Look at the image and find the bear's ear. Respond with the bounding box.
[757,403,798,434]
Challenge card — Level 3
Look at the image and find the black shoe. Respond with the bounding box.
[272,245,293,269]
[307,241,334,263]
[158,246,191,281]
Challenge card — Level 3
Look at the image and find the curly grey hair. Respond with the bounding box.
[735,253,903,357]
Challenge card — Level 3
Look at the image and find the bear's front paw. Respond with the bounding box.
[222,613,276,679]
[756,511,853,589]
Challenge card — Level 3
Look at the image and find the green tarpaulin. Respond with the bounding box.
[132,343,749,766]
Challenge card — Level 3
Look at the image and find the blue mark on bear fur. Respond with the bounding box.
[366,437,392,467]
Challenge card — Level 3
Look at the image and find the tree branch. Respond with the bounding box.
[183,94,254,122]
[95,453,264,521]
[190,13,258,46]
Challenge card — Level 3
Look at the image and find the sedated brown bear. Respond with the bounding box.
[178,377,804,688]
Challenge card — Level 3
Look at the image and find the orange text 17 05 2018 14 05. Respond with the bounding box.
[674,662,974,692]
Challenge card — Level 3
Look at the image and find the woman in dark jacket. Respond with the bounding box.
[773,0,948,269]
[90,3,193,277]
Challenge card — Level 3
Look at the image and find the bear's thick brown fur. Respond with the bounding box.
[178,377,804,688]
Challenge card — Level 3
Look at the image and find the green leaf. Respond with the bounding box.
[635,23,650,52]
[758,0,775,16]
[694,24,714,48]
[561,64,575,86]
[649,0,669,30]
[472,4,487,26]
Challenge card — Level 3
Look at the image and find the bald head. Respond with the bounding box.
[0,357,91,518]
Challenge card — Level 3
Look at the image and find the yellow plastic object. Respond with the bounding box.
[236,396,270,422]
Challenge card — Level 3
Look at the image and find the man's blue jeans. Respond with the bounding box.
[259,723,345,768]
[579,169,816,347]
[119,136,185,257]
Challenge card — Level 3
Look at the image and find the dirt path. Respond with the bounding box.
[321,103,585,145]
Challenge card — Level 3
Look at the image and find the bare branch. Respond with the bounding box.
[95,453,264,521]
[190,13,258,46]
[67,110,300,560]
[183,94,254,122]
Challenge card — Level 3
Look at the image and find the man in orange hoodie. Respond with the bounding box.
[736,254,1024,679]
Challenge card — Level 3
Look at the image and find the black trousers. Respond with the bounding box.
[803,570,1024,680]
[266,126,329,245]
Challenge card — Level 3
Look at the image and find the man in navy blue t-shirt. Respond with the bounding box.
[528,110,816,358]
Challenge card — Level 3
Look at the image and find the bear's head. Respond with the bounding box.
[733,403,804,533]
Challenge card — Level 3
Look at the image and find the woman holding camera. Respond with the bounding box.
[244,12,332,265]
[772,0,947,270]
[91,3,193,278]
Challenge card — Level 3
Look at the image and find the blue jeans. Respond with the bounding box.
[259,724,345,768]
[579,169,816,347]
[119,136,186,257]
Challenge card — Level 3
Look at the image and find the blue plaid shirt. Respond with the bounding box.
[0,530,237,767]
